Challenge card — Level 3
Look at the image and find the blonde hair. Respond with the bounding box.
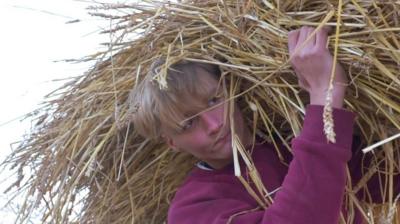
[128,59,222,139]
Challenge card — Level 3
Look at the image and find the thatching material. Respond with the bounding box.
[2,0,400,223]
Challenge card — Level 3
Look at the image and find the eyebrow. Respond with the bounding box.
[180,85,225,123]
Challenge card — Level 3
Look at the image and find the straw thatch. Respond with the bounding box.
[2,0,400,223]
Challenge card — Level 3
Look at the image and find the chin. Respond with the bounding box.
[218,143,234,159]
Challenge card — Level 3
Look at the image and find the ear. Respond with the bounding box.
[163,135,181,152]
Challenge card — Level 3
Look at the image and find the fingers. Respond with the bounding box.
[288,26,316,56]
[287,25,332,92]
[298,26,315,51]
[288,30,299,55]
[288,26,332,55]
[315,26,329,50]
[300,27,315,49]
[286,25,347,105]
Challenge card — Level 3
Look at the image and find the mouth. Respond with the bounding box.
[214,132,230,146]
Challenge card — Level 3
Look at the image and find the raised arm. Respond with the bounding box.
[238,26,356,223]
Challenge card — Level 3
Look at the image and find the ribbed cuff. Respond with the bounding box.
[300,105,356,149]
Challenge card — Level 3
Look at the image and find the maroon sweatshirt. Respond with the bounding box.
[167,105,363,223]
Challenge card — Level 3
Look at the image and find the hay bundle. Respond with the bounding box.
[3,0,400,223]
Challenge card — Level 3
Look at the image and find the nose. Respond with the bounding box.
[200,110,223,136]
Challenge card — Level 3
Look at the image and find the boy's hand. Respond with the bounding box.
[288,26,348,109]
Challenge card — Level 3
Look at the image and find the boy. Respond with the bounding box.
[131,26,358,223]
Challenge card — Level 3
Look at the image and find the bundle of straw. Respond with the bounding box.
[3,0,400,223]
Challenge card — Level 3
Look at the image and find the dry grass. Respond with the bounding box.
[2,0,400,223]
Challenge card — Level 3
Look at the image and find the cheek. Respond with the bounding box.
[212,102,227,124]
[176,131,210,151]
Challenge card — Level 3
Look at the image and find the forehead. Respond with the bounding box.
[193,68,221,93]
[157,66,225,133]
[178,68,222,112]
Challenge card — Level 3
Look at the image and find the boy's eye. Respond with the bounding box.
[182,118,195,131]
[208,96,221,106]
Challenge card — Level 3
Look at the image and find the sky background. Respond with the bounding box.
[0,0,112,222]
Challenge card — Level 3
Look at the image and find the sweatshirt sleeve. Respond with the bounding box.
[256,105,355,224]
[229,105,355,224]
[168,105,356,224]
